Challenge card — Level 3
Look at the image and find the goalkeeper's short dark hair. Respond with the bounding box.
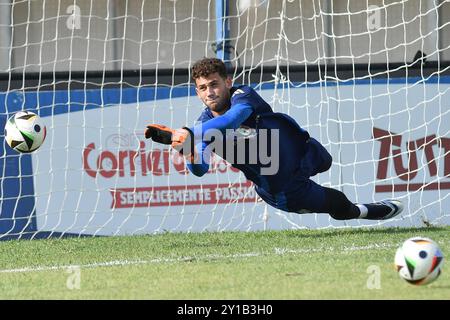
[191,57,227,81]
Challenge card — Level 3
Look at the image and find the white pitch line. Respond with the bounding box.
[274,242,397,255]
[0,243,397,274]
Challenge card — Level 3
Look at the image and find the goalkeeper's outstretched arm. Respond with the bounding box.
[144,124,211,177]
[186,141,210,177]
[183,104,253,176]
[145,101,253,177]
[188,103,253,140]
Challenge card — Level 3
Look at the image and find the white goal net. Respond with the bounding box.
[1,0,449,239]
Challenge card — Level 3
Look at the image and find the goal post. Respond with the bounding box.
[1,0,449,239]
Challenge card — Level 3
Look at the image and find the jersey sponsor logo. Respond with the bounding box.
[233,125,257,140]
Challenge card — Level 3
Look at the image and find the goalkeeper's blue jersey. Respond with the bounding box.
[190,85,330,213]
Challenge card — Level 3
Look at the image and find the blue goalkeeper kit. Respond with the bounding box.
[187,85,333,213]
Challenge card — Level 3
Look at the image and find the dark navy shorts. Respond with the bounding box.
[256,138,333,213]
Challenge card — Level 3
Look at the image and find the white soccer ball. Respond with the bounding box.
[395,237,444,285]
[4,111,46,153]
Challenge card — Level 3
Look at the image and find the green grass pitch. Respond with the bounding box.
[0,227,448,299]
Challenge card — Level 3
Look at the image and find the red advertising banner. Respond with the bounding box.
[110,181,257,208]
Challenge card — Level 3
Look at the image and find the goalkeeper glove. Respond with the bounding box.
[145,124,195,161]
[144,124,174,145]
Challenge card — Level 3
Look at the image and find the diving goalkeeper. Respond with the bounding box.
[145,57,403,221]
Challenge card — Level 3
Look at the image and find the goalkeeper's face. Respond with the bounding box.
[195,73,232,116]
